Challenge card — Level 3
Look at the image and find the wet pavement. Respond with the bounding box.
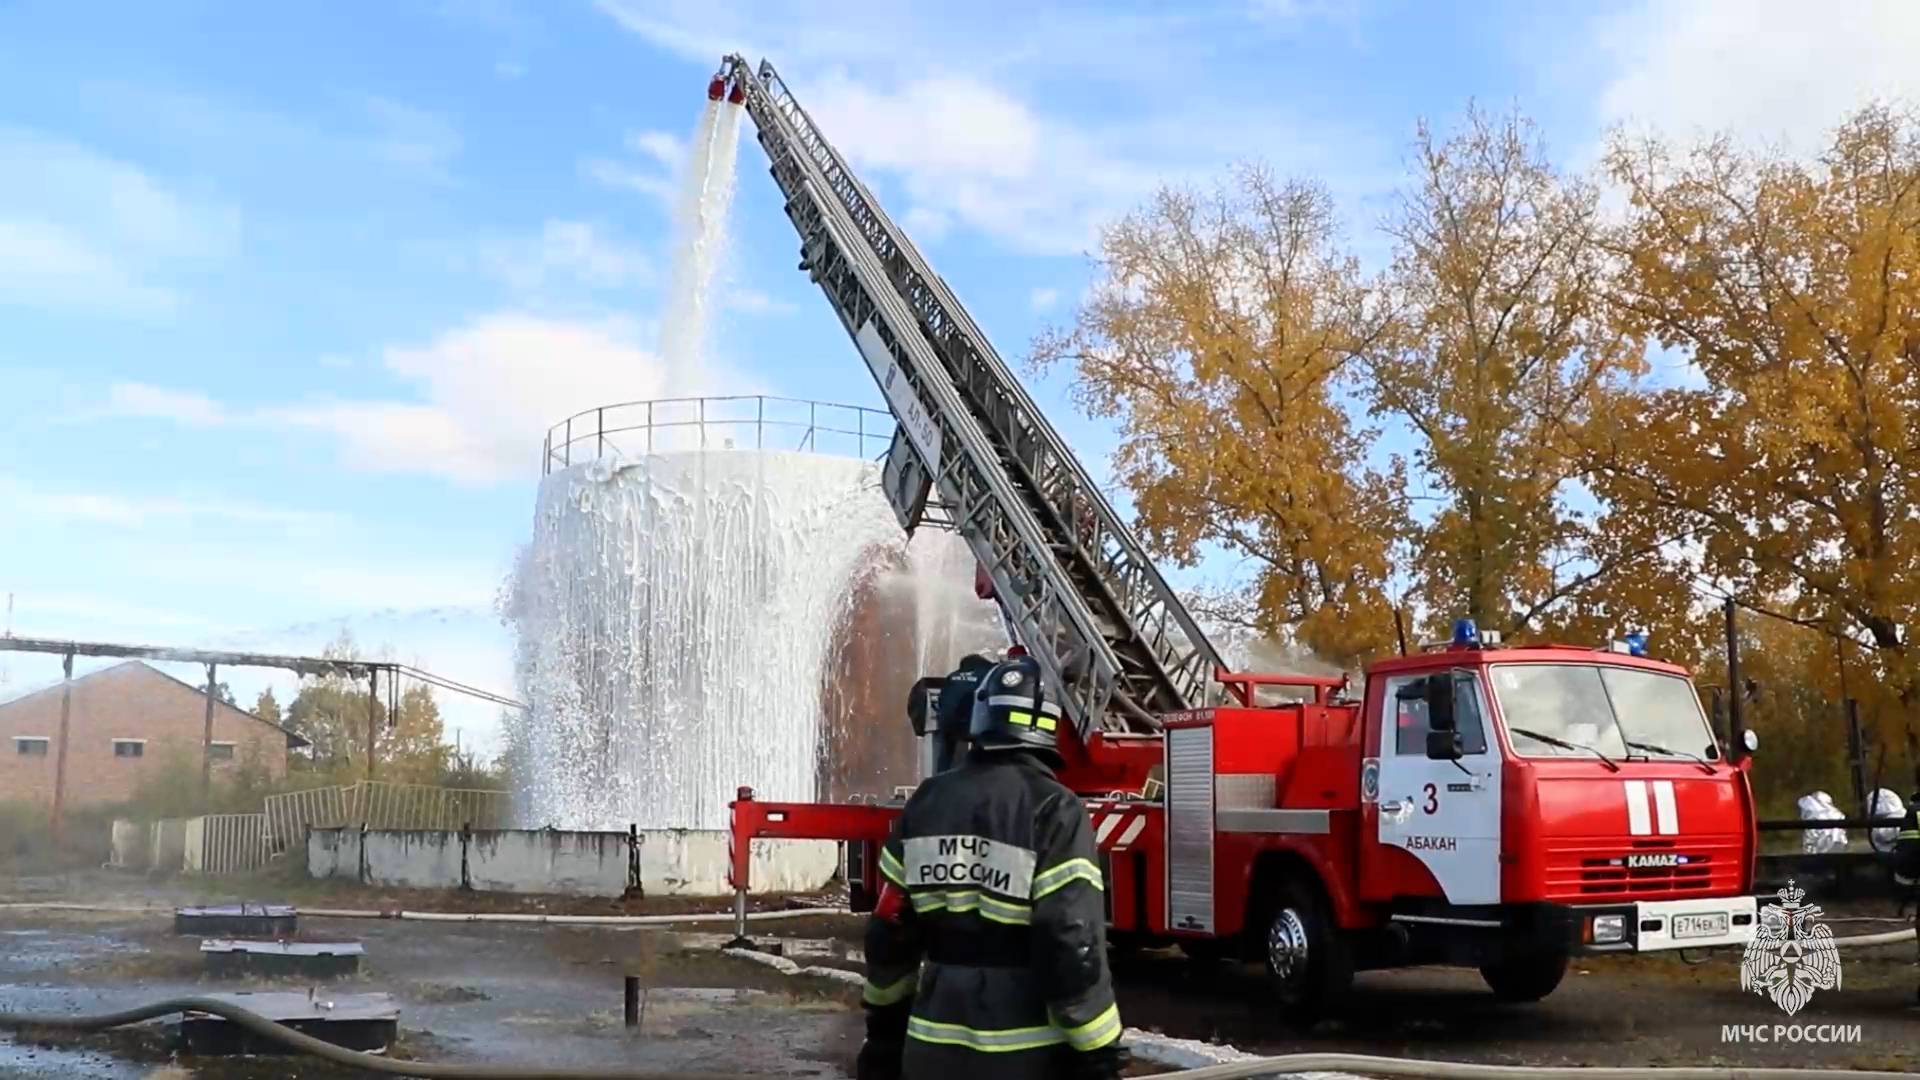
[3,882,1916,1076]
[1112,928,1920,1072]
[0,909,864,1078]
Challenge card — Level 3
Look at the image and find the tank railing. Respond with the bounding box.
[541,395,896,475]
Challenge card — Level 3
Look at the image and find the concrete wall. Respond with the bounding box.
[149,818,187,872]
[306,826,838,898]
[109,818,149,869]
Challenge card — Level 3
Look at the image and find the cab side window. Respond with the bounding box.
[1387,674,1489,756]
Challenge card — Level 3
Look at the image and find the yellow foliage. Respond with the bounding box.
[1591,103,1920,775]
[1365,105,1648,638]
[1031,166,1401,667]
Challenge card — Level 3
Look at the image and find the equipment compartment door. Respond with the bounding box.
[1373,672,1503,905]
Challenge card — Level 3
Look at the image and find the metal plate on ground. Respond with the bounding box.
[174,903,298,938]
[180,991,398,1056]
[201,938,364,978]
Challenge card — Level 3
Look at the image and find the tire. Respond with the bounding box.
[1479,950,1569,1003]
[1263,877,1353,1023]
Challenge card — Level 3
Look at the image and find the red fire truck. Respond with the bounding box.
[711,54,1762,1015]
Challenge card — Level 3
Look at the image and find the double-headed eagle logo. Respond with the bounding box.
[1739,879,1842,1016]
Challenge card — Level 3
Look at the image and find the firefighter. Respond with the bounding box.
[856,647,1128,1080]
[1892,791,1920,1002]
[931,654,994,774]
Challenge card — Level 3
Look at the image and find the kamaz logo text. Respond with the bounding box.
[1625,853,1683,868]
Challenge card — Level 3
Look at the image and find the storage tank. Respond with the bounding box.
[506,397,1003,833]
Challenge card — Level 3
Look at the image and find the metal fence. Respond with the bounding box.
[188,813,271,875]
[542,395,895,475]
[264,781,513,854]
[263,785,351,854]
[346,781,513,831]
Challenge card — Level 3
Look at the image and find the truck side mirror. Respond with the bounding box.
[1426,729,1465,761]
[1425,673,1456,732]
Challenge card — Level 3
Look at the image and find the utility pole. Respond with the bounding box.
[202,663,218,812]
[50,650,74,842]
[1724,598,1746,765]
[366,668,379,782]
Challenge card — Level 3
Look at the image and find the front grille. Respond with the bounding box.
[1543,836,1744,903]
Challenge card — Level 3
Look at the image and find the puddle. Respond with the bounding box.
[1,932,143,974]
[0,1037,154,1079]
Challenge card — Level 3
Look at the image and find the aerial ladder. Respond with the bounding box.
[714,54,1225,744]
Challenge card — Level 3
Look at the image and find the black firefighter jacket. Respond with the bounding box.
[861,748,1122,1079]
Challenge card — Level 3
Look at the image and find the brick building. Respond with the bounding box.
[0,661,306,809]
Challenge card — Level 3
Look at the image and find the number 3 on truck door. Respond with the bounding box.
[1422,783,1438,815]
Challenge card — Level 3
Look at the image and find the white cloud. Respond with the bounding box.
[296,314,755,484]
[0,128,239,317]
[355,95,463,176]
[1029,287,1059,312]
[104,382,227,426]
[0,475,340,531]
[628,130,684,168]
[479,220,652,293]
[581,129,686,208]
[494,59,527,80]
[592,5,1386,257]
[723,286,797,315]
[791,70,1157,256]
[901,206,952,243]
[78,312,763,486]
[1590,1,1920,156]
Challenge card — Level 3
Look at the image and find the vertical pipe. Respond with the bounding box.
[624,975,640,1028]
[51,651,74,842]
[200,663,219,813]
[1393,608,1409,657]
[598,406,605,460]
[1725,597,1746,764]
[366,669,378,782]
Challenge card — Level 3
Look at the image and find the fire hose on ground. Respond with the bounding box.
[1,995,1919,1079]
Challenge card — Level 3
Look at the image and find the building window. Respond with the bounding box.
[112,739,145,759]
[13,737,49,757]
[209,742,236,762]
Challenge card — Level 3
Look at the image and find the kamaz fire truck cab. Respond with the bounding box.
[709,51,1761,1021]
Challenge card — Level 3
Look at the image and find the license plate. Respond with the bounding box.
[1671,913,1728,940]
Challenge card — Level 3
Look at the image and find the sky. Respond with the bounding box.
[4,0,1919,756]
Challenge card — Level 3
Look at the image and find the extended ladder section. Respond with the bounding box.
[725,55,1224,737]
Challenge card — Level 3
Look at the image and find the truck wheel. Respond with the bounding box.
[1265,878,1352,1021]
[1479,950,1569,1002]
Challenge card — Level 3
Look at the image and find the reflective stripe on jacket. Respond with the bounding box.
[861,749,1121,1080]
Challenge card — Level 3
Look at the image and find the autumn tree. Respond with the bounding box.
[1364,105,1666,640]
[1032,166,1402,667]
[285,632,454,782]
[252,687,282,726]
[1590,103,1920,782]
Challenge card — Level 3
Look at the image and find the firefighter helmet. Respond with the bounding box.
[969,649,1063,760]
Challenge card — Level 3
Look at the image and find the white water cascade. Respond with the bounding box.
[658,97,742,376]
[503,96,1007,830]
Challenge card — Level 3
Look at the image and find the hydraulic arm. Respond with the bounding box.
[718,55,1224,738]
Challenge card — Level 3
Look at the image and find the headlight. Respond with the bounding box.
[1591,914,1627,944]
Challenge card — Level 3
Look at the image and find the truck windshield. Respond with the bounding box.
[1487,664,1719,763]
